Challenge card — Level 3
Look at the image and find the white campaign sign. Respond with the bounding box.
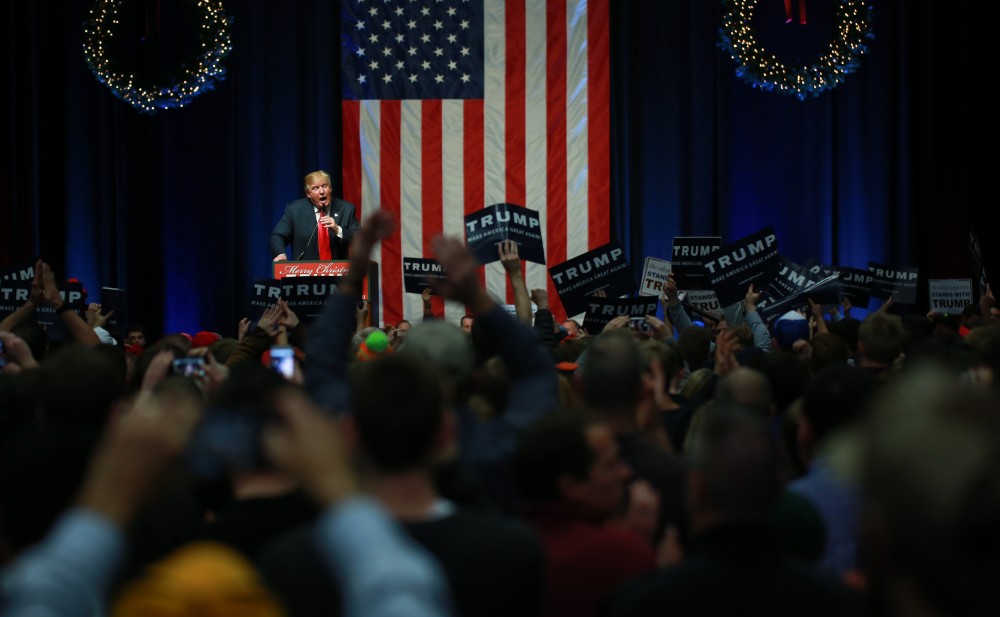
[639,257,671,296]
[928,279,972,313]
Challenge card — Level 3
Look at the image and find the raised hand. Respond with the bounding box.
[713,328,741,376]
[603,315,630,331]
[344,209,399,295]
[529,288,549,310]
[351,209,398,258]
[498,240,522,274]
[807,298,828,334]
[192,349,229,397]
[662,272,680,306]
[875,296,894,314]
[32,260,64,308]
[237,317,251,342]
[278,298,300,330]
[355,300,370,330]
[140,349,177,394]
[431,234,491,313]
[87,303,114,328]
[257,303,284,336]
[644,314,672,341]
[86,303,101,327]
[744,284,761,313]
[980,282,995,317]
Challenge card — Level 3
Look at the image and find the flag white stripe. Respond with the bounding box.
[359,101,382,325]
[483,0,508,305]
[442,99,468,324]
[399,100,423,325]
[566,0,590,259]
[524,0,549,303]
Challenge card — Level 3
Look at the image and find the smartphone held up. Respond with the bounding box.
[172,356,206,378]
[269,345,296,380]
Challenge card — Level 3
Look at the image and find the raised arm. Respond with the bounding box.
[807,298,829,335]
[304,210,398,414]
[980,283,994,320]
[743,284,772,352]
[662,272,693,334]
[530,288,559,353]
[33,260,100,347]
[432,235,559,461]
[420,287,436,321]
[498,240,532,325]
[226,303,284,367]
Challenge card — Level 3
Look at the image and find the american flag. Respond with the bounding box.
[341,0,610,326]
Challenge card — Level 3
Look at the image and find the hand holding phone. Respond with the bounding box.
[270,345,296,380]
[629,317,651,333]
[172,356,206,378]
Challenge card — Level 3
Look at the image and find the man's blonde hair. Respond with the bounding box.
[304,170,332,191]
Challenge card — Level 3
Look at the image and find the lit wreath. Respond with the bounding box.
[718,0,874,100]
[82,0,233,114]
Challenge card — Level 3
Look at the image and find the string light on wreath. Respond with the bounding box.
[718,0,874,100]
[82,0,233,114]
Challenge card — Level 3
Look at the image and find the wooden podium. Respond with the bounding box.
[272,260,380,326]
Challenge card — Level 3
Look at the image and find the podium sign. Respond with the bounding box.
[271,260,381,325]
[272,261,351,278]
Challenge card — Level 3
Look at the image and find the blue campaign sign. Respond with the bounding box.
[549,241,634,317]
[868,262,919,305]
[583,297,659,334]
[402,257,448,295]
[671,236,721,291]
[701,227,780,306]
[464,203,546,266]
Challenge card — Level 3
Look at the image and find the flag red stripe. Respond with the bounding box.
[546,0,569,322]
[464,100,487,296]
[505,0,527,204]
[588,0,611,249]
[504,0,527,305]
[341,101,363,218]
[380,101,403,328]
[422,100,445,317]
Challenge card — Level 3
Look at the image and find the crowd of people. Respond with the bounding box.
[2,212,1000,617]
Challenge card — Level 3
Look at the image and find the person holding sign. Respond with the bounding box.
[662,272,771,355]
[270,170,361,262]
[0,259,101,349]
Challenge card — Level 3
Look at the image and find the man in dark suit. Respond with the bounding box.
[270,170,361,262]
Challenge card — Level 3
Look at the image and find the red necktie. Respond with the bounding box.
[317,208,332,260]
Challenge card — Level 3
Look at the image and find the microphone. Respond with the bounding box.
[296,206,327,260]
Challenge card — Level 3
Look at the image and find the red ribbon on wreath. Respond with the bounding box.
[784,0,807,24]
